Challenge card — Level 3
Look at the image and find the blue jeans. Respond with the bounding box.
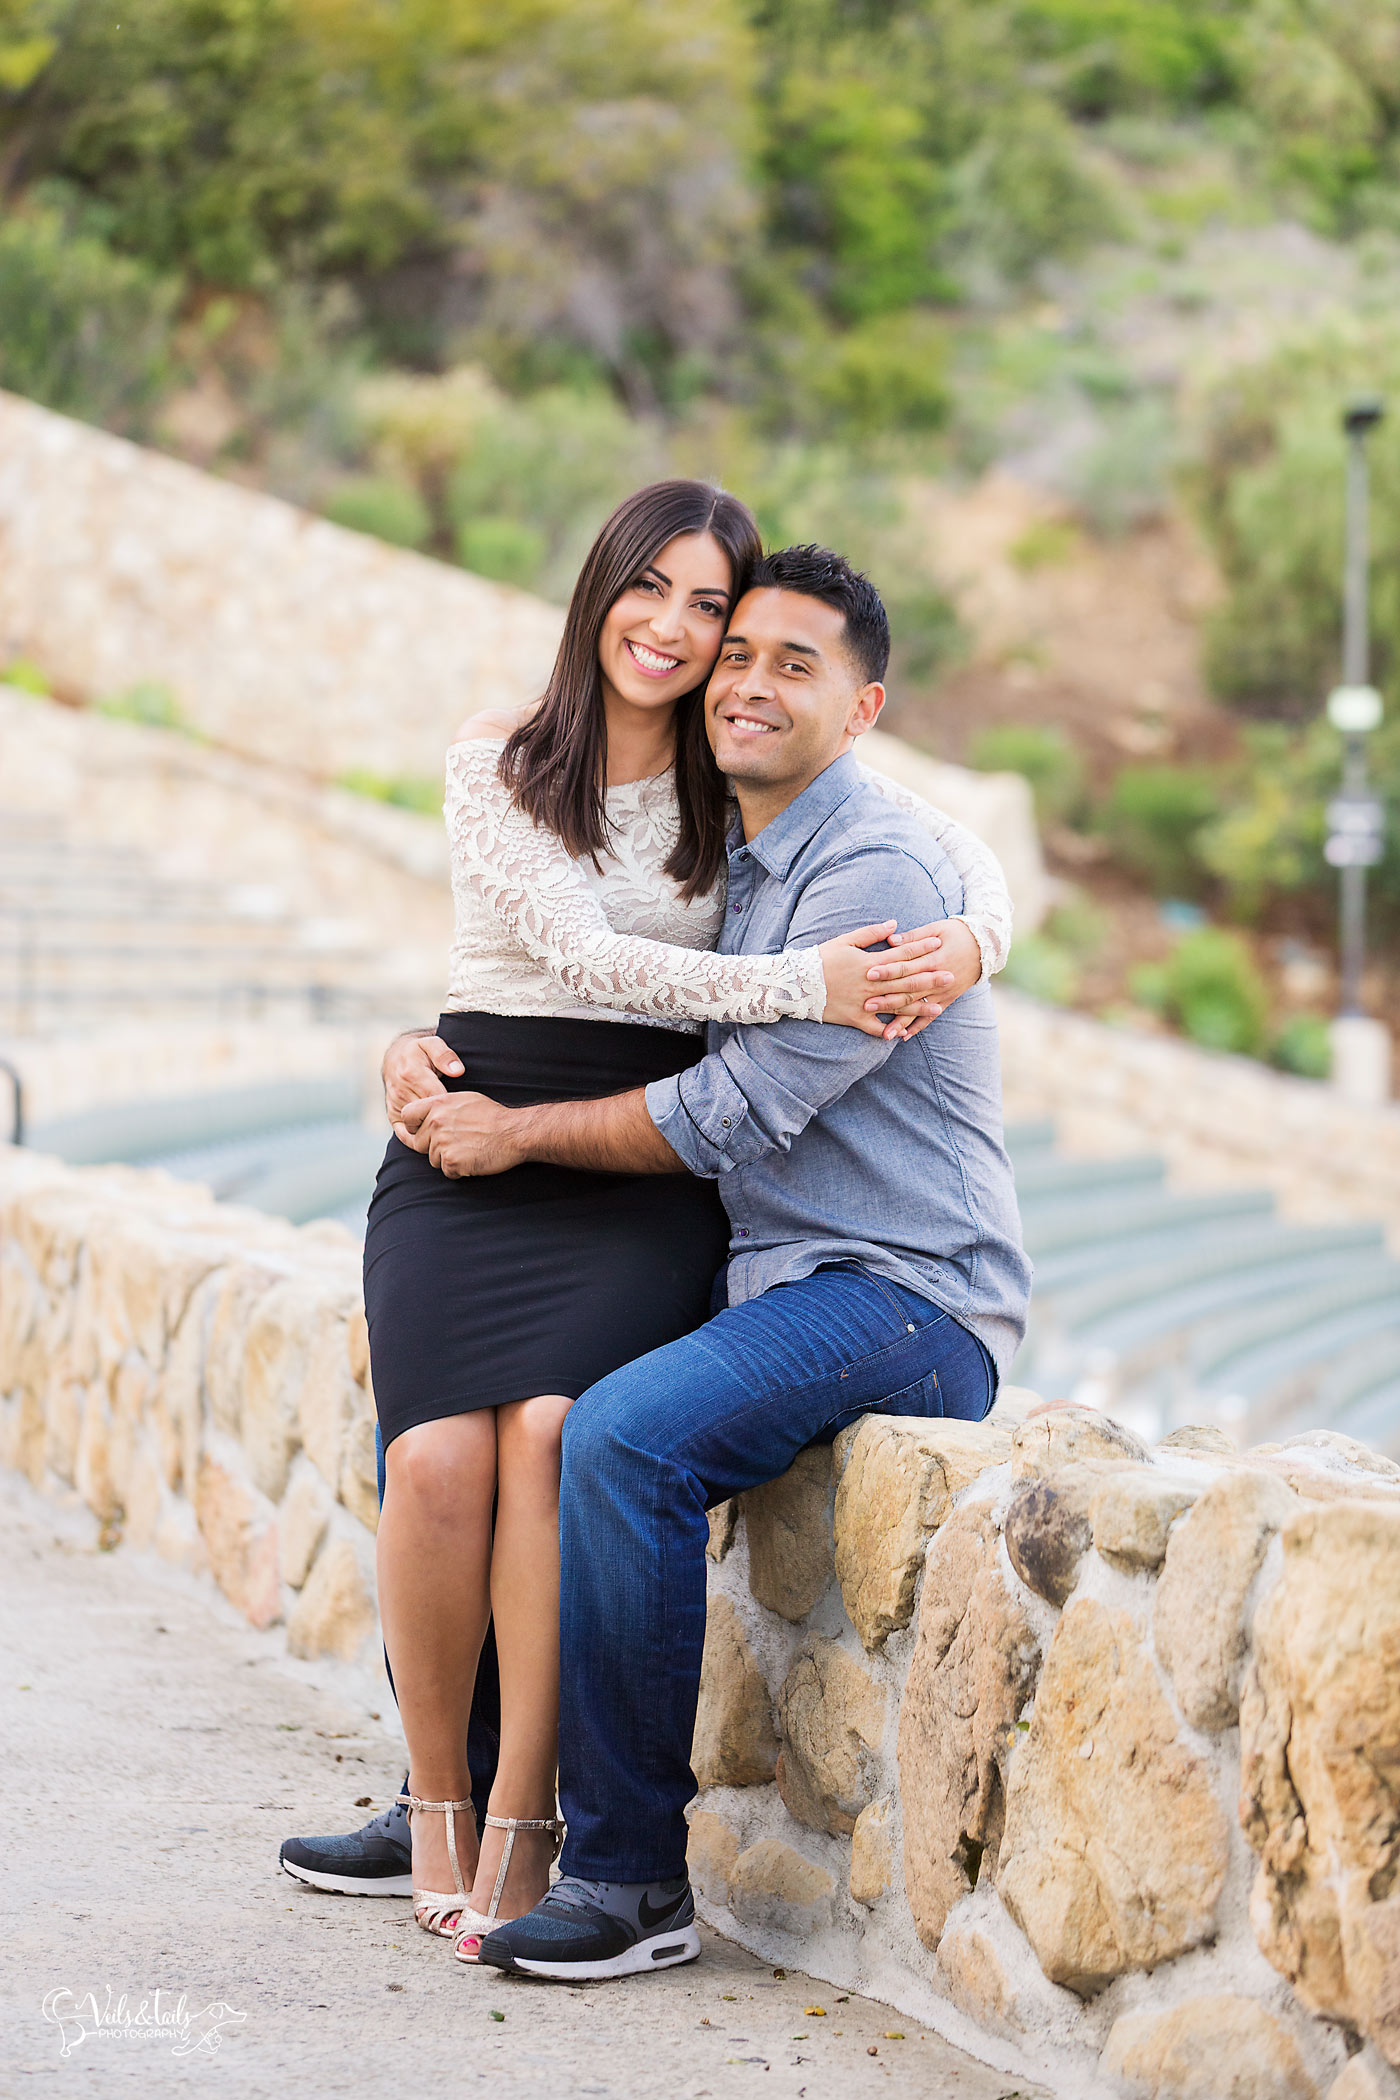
[556,1265,996,1881]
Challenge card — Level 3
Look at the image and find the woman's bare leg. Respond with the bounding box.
[378,1412,497,1922]
[466,1394,573,1925]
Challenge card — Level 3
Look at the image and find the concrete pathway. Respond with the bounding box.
[1,1478,1046,2100]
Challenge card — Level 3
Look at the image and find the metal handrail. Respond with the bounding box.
[0,1056,22,1145]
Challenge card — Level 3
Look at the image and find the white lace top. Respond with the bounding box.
[443,737,1012,1032]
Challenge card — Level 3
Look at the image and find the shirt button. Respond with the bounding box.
[721,1116,731,1128]
[731,902,743,914]
[736,1227,750,1239]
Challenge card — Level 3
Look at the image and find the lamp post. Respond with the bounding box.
[1325,396,1389,1105]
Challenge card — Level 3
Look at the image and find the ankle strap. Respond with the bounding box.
[399,1794,474,1900]
[481,1814,566,1919]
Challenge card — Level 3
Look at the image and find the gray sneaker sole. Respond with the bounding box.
[509,1922,700,1980]
[280,1856,413,1897]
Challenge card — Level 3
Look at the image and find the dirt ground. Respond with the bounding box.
[1,1475,1048,2100]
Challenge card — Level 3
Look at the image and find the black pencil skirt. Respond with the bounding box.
[363,1011,730,1450]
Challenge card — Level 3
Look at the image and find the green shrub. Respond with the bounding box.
[1009,518,1081,571]
[1189,317,1400,716]
[1192,723,1332,918]
[807,313,951,438]
[323,476,430,550]
[456,517,549,590]
[1002,933,1080,1005]
[967,723,1087,827]
[1064,392,1176,536]
[885,584,963,683]
[3,657,52,694]
[1099,764,1221,896]
[337,770,442,816]
[446,386,662,603]
[1270,1011,1332,1080]
[0,201,178,427]
[1131,925,1269,1055]
[95,681,187,731]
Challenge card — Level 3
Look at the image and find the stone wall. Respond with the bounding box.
[0,390,564,783]
[997,990,1400,1253]
[7,1141,1398,2098]
[694,1400,1400,2100]
[0,1146,384,1678]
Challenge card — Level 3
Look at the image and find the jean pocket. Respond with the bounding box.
[879,1367,944,1422]
[815,1367,943,1443]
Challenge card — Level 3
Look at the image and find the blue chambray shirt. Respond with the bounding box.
[644,751,1031,1376]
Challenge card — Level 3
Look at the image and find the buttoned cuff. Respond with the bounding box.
[645,1064,761,1177]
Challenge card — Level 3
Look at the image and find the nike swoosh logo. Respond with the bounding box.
[637,1890,687,1930]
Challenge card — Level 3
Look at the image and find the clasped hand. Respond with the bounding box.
[395,1090,520,1178]
[818,917,981,1040]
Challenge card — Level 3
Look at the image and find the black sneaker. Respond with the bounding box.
[477,1875,700,1981]
[280,1783,412,1897]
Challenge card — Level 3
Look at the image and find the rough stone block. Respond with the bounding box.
[727,1838,836,1935]
[1240,1502,1400,2068]
[687,1808,740,1905]
[706,1500,737,1563]
[744,1446,833,1620]
[339,1405,380,1532]
[998,1598,1229,1993]
[834,1412,1013,1649]
[849,1797,893,1906]
[1159,1425,1236,1455]
[279,1465,332,1588]
[1004,1465,1098,1606]
[286,1534,375,1662]
[937,1919,1025,2040]
[1155,1468,1301,1730]
[193,1454,281,1629]
[1090,1465,1200,1571]
[898,1504,1039,1947]
[776,1638,885,1836]
[347,1305,370,1386]
[1102,1994,1317,2099]
[239,1279,316,1503]
[298,1307,354,1491]
[692,1593,778,1790]
[1011,1405,1150,1480]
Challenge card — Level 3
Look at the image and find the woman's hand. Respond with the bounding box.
[382,1031,464,1121]
[818,918,985,1041]
[866,918,983,1037]
[818,923,955,1039]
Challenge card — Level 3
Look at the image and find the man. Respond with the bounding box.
[393,545,1031,1982]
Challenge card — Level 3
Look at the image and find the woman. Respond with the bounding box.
[363,480,1012,1960]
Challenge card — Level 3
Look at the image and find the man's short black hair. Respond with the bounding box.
[747,544,891,686]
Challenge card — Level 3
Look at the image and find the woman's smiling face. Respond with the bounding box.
[597,531,734,715]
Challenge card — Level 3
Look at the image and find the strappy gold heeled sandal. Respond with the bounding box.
[452,1813,565,1965]
[399,1791,476,1937]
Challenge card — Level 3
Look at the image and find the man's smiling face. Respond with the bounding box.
[706,586,885,800]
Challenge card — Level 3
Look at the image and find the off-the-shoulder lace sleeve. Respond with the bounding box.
[446,740,827,1024]
[856,762,1013,979]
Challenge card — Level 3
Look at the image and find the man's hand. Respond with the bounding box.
[397,1084,679,1178]
[863,918,984,1040]
[395,1091,523,1178]
[382,1031,464,1122]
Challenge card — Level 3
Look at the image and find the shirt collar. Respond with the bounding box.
[729,751,862,879]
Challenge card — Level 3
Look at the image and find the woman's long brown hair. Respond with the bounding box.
[498,479,762,901]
